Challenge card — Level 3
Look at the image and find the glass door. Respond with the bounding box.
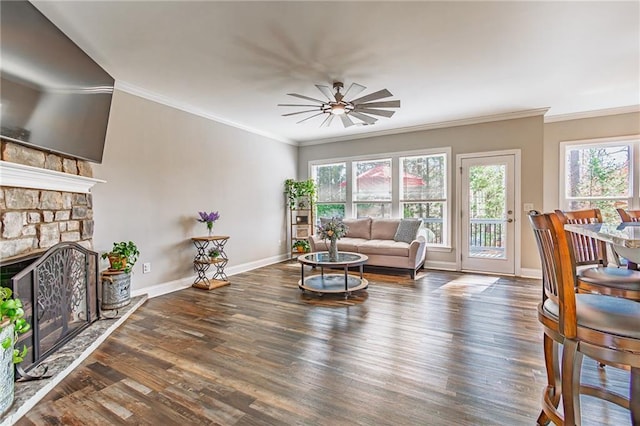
[460,155,515,274]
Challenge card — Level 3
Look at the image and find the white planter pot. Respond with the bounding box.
[0,323,15,416]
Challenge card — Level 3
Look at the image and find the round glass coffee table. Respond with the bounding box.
[297,252,369,298]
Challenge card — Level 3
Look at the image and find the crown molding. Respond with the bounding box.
[114,80,297,146]
[297,108,550,147]
[544,105,640,123]
[0,161,105,193]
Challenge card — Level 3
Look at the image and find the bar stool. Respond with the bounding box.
[616,208,640,270]
[555,209,640,301]
[529,211,640,425]
[617,208,640,222]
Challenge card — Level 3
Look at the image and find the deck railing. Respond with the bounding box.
[469,218,504,248]
[421,218,504,248]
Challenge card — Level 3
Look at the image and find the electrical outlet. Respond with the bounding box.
[523,203,534,212]
[143,262,151,274]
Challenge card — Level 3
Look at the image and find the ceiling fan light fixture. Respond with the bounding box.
[331,104,346,115]
[280,81,400,128]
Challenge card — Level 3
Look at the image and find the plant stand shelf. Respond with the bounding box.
[191,236,230,290]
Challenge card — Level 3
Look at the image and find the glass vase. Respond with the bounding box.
[329,238,338,262]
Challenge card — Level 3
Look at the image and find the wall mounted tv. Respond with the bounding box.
[1,0,114,164]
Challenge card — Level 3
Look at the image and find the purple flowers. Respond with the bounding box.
[197,211,220,233]
[198,211,220,224]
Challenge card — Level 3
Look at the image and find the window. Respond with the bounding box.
[313,162,346,219]
[561,138,638,222]
[310,148,451,247]
[353,158,392,218]
[400,154,447,244]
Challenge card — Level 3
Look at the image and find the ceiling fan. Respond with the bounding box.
[278,82,400,128]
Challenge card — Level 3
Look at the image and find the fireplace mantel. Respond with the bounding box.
[0,160,105,193]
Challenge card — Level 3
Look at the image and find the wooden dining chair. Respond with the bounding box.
[555,209,640,301]
[615,208,640,270]
[617,208,640,222]
[529,211,640,426]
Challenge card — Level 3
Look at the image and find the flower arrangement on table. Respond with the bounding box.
[197,211,220,236]
[317,217,348,261]
[317,217,348,241]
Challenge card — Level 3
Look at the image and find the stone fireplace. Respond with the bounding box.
[1,139,106,367]
[0,141,99,261]
[0,140,142,423]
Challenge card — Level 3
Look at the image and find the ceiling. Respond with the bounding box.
[32,1,640,146]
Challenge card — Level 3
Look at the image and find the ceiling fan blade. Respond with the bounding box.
[319,114,334,127]
[296,112,325,124]
[282,109,321,117]
[287,93,326,104]
[340,114,355,128]
[349,111,378,125]
[315,85,336,102]
[353,107,396,118]
[356,100,400,109]
[350,89,393,105]
[343,83,366,101]
[278,103,322,107]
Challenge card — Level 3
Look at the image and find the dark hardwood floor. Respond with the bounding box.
[17,262,631,425]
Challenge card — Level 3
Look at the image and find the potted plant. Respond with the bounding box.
[208,248,221,259]
[101,241,140,273]
[293,239,310,253]
[0,287,30,415]
[284,179,316,209]
[100,241,139,310]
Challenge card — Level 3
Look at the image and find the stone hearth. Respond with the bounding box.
[0,295,147,426]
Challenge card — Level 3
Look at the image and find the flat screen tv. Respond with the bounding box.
[0,0,114,164]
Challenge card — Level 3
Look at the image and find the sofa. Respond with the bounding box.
[308,217,427,279]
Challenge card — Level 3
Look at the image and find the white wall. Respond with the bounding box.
[543,112,640,211]
[298,115,545,271]
[92,90,296,294]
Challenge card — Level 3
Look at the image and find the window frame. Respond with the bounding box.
[559,136,640,217]
[309,147,452,248]
[312,161,348,220]
[399,153,448,246]
[352,157,393,219]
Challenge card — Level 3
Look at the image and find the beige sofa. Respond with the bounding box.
[308,218,427,279]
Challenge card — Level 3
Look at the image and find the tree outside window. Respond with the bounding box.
[313,162,346,219]
[564,144,630,222]
[401,154,447,244]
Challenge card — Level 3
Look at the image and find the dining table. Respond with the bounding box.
[564,221,640,264]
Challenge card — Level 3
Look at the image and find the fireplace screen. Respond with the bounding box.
[9,242,99,375]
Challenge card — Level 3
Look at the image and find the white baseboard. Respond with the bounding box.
[131,254,541,299]
[225,253,289,276]
[423,260,458,271]
[519,268,542,279]
[423,261,542,279]
[131,276,194,299]
[131,253,290,299]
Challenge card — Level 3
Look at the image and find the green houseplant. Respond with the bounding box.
[0,288,29,364]
[292,239,310,253]
[101,241,140,273]
[284,179,316,209]
[0,287,30,415]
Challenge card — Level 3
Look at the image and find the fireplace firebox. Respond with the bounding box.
[4,242,99,376]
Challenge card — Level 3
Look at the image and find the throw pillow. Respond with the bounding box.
[393,219,422,244]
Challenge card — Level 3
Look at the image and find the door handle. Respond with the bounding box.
[507,218,514,223]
